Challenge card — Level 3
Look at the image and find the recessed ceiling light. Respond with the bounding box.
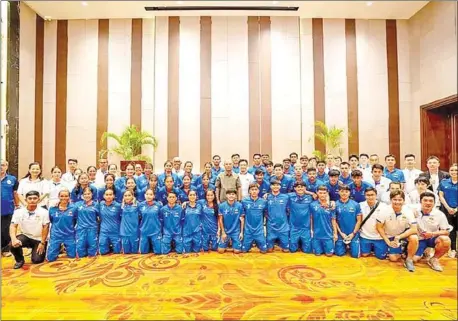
[44,16,52,20]
[82,1,88,6]
[366,2,373,6]
[272,1,279,4]
[176,1,183,4]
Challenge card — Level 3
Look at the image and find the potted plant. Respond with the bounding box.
[310,121,346,160]
[100,125,158,172]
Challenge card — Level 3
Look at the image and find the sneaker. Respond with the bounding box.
[13,261,25,269]
[1,251,12,257]
[427,257,443,272]
[404,258,415,272]
[448,250,456,258]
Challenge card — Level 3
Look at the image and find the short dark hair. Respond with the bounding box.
[372,164,384,171]
[68,158,78,164]
[360,153,369,158]
[390,190,405,200]
[248,183,259,191]
[300,155,309,161]
[239,159,248,165]
[351,169,363,177]
[212,155,221,160]
[25,190,40,198]
[335,156,342,161]
[349,154,359,161]
[261,153,270,157]
[282,158,291,163]
[265,160,274,166]
[317,185,328,192]
[231,154,240,158]
[340,162,350,167]
[389,181,402,189]
[307,167,317,173]
[364,187,377,195]
[289,152,298,158]
[253,153,262,159]
[317,160,326,166]
[385,154,396,160]
[226,189,237,195]
[420,191,436,202]
[254,169,264,176]
[328,169,340,177]
[273,163,283,169]
[426,155,440,162]
[339,184,351,191]
[293,181,305,188]
[370,154,379,158]
[414,176,430,185]
[404,154,415,159]
[270,179,281,186]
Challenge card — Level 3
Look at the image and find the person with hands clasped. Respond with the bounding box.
[217,189,245,254]
[311,186,338,256]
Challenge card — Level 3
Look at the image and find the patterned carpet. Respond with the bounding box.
[1,251,457,320]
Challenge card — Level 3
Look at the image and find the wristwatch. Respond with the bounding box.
[40,241,46,246]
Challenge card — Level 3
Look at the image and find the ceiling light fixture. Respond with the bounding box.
[366,2,373,6]
[44,16,52,21]
[176,1,183,4]
[82,1,88,6]
[272,1,278,4]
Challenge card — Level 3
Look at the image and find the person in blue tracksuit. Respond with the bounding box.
[120,190,140,254]
[254,169,270,198]
[248,153,266,175]
[326,170,341,202]
[178,174,197,203]
[74,187,100,257]
[339,162,353,186]
[180,161,199,186]
[47,189,77,261]
[291,164,307,186]
[114,163,138,190]
[158,161,182,188]
[335,185,362,258]
[71,173,98,203]
[160,191,184,254]
[271,164,293,194]
[316,161,330,182]
[157,176,181,205]
[383,154,406,186]
[198,189,219,251]
[265,180,290,252]
[305,168,325,194]
[182,190,202,253]
[288,182,314,253]
[195,162,217,186]
[264,161,274,183]
[196,173,216,200]
[136,163,154,190]
[97,173,118,201]
[139,174,159,201]
[311,186,338,256]
[98,189,122,255]
[218,189,245,254]
[117,177,141,203]
[348,170,372,203]
[139,189,163,254]
[211,155,225,176]
[241,183,268,253]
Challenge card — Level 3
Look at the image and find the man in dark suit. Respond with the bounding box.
[419,156,451,193]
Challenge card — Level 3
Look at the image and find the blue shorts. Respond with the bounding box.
[360,237,387,260]
[289,228,312,253]
[312,238,334,255]
[387,237,404,255]
[242,232,267,253]
[266,229,289,251]
[415,237,438,257]
[335,234,360,258]
[218,232,242,251]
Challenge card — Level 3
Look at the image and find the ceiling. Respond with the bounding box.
[25,1,429,20]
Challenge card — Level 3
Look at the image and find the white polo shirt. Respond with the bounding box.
[364,176,391,201]
[11,207,50,241]
[46,180,70,207]
[17,178,49,207]
[359,201,387,240]
[376,206,416,238]
[238,172,255,198]
[403,168,422,194]
[416,209,451,240]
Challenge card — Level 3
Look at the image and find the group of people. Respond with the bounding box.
[1,151,456,272]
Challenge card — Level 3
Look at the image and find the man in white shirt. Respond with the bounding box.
[94,158,109,187]
[402,154,422,194]
[9,190,50,269]
[238,159,255,198]
[61,158,78,184]
[419,156,451,194]
[359,187,388,260]
[381,182,411,206]
[376,190,419,272]
[364,164,391,201]
[324,154,338,174]
[172,157,185,176]
[412,191,451,272]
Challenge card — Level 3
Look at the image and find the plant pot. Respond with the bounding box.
[120,160,146,174]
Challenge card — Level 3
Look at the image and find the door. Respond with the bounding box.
[451,112,458,165]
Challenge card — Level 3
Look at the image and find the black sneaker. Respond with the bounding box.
[13,261,25,269]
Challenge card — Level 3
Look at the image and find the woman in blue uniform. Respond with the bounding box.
[139,189,163,254]
[74,187,100,257]
[97,173,117,201]
[120,190,140,254]
[160,191,184,254]
[198,189,219,251]
[157,176,180,205]
[183,190,202,253]
[71,173,97,203]
[178,174,196,203]
[47,189,77,261]
[98,189,122,255]
[196,173,215,200]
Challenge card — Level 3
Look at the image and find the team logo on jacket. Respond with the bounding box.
[6,180,11,184]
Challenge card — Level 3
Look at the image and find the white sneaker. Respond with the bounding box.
[427,257,443,272]
[448,250,456,258]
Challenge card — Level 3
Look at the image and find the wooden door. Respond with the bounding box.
[451,112,458,165]
[421,108,451,170]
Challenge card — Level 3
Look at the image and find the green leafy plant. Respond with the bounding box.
[310,121,346,160]
[100,125,158,163]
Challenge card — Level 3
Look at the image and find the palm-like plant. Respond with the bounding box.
[312,121,346,160]
[100,125,158,163]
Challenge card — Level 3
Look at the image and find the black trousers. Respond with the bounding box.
[1,215,13,251]
[447,213,457,251]
[10,234,46,264]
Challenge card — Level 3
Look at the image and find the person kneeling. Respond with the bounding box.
[218,190,245,254]
[10,191,50,269]
[413,191,452,272]
[376,190,419,272]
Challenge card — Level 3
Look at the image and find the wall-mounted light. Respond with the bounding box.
[366,2,373,6]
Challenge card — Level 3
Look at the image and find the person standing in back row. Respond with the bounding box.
[1,160,19,257]
[215,160,241,203]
